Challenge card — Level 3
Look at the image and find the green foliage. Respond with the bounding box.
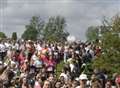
[92,49,120,76]
[43,16,69,42]
[86,26,99,41]
[22,16,69,41]
[22,16,44,40]
[112,14,120,33]
[12,32,17,40]
[0,32,6,39]
[92,15,120,76]
[22,27,38,40]
[86,17,112,41]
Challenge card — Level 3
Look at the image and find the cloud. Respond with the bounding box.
[0,0,120,40]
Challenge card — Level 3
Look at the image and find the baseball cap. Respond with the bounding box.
[75,77,79,81]
[79,74,88,80]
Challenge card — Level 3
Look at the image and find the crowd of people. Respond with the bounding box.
[0,39,120,88]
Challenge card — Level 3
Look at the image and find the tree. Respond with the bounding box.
[22,25,38,40]
[22,16,69,41]
[36,17,44,39]
[12,32,17,40]
[0,32,6,39]
[86,26,99,41]
[22,16,44,40]
[43,16,69,42]
[86,17,112,41]
[91,15,120,76]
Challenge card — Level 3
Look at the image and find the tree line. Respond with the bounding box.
[0,16,69,42]
[22,16,69,42]
[0,32,17,40]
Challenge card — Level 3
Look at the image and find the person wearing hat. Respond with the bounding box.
[71,78,79,88]
[76,74,88,88]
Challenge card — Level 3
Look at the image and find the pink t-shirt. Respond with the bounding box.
[18,53,26,65]
[34,81,41,88]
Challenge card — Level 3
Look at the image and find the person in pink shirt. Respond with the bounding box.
[18,51,26,65]
[34,81,41,88]
[46,54,56,73]
[34,74,42,88]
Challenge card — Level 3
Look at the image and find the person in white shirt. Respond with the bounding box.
[0,41,6,61]
[76,74,88,88]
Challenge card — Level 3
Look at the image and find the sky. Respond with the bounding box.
[0,0,120,41]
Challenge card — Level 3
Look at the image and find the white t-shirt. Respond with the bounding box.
[70,63,75,72]
[32,54,39,61]
[12,43,19,50]
[36,44,42,51]
[5,43,11,48]
[15,43,19,50]
[64,46,69,52]
[0,44,6,52]
[89,49,95,58]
